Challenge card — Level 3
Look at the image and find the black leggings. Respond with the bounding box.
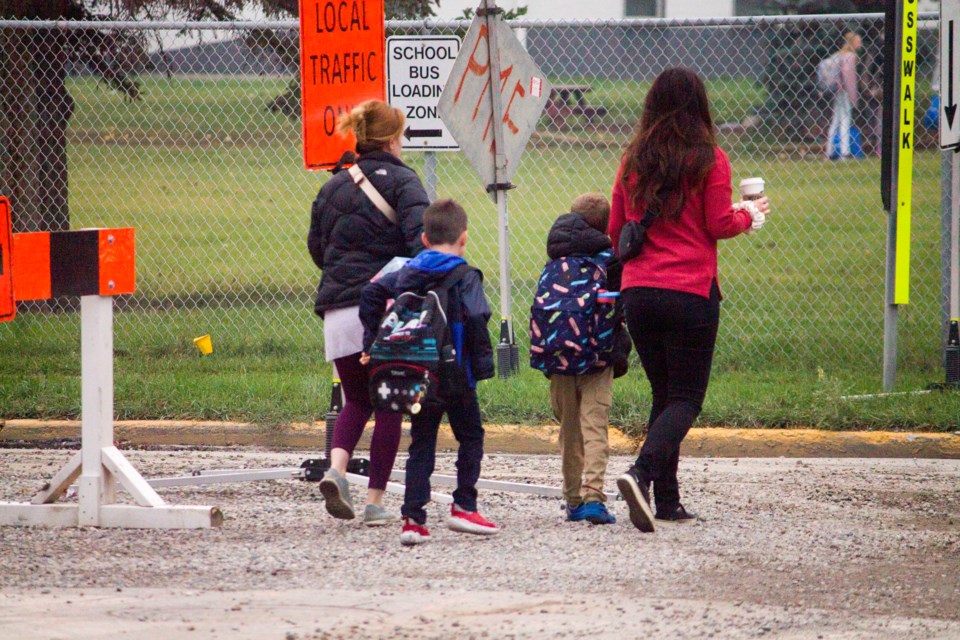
[622,283,720,512]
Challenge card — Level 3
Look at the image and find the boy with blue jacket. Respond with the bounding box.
[360,199,499,545]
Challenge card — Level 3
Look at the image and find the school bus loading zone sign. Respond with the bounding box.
[299,0,386,170]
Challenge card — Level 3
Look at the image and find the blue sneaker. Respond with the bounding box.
[581,501,616,525]
[566,503,588,521]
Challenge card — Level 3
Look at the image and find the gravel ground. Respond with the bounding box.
[1,447,959,640]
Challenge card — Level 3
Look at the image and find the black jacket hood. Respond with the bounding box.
[546,213,612,260]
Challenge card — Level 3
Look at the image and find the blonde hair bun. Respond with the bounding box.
[336,100,405,150]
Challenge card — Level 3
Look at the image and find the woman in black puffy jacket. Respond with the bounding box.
[307,100,428,526]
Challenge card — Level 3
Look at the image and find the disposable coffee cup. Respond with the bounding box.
[739,177,765,201]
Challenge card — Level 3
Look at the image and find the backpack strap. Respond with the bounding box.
[348,163,398,225]
[432,263,474,294]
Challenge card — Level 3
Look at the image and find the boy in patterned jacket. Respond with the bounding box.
[531,193,630,525]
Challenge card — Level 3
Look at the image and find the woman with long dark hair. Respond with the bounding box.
[308,100,428,526]
[608,68,770,532]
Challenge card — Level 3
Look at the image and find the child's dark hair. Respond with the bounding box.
[424,198,468,245]
[571,193,610,232]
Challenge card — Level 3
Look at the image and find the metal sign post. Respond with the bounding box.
[947,153,960,385]
[882,0,917,392]
[483,2,520,377]
[940,0,960,388]
[437,0,552,377]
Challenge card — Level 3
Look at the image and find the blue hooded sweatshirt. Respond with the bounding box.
[359,249,495,388]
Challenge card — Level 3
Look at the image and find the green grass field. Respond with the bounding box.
[1,76,958,431]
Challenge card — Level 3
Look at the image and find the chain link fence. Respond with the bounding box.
[0,13,947,380]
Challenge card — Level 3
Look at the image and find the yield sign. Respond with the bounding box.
[941,0,960,149]
[437,16,551,188]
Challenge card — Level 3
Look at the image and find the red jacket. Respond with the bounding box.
[608,146,751,299]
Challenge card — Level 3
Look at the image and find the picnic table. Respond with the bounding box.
[545,84,609,129]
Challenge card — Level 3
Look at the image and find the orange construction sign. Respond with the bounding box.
[0,197,13,322]
[299,0,386,170]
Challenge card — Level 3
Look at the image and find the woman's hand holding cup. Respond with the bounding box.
[738,177,769,233]
[754,195,770,216]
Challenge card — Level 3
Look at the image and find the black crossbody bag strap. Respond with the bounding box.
[618,184,672,262]
[641,183,673,229]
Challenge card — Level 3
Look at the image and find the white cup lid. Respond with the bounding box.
[739,177,765,194]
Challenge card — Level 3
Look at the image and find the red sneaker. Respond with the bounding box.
[400,518,430,546]
[447,504,500,536]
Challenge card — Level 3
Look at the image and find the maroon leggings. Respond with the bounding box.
[331,353,402,491]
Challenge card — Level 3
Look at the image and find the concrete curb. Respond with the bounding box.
[2,419,960,458]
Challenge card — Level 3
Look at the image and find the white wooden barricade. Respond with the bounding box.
[0,295,222,529]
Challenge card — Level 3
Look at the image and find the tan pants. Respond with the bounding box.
[550,368,613,505]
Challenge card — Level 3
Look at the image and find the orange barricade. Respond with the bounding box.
[0,197,13,321]
[6,228,135,307]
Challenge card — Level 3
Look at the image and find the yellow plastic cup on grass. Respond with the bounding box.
[193,334,213,356]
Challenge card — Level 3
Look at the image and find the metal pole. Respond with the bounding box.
[883,218,899,392]
[495,189,512,323]
[951,152,960,322]
[424,150,438,201]
[883,0,905,392]
[481,0,519,377]
[944,151,953,357]
[947,150,960,384]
